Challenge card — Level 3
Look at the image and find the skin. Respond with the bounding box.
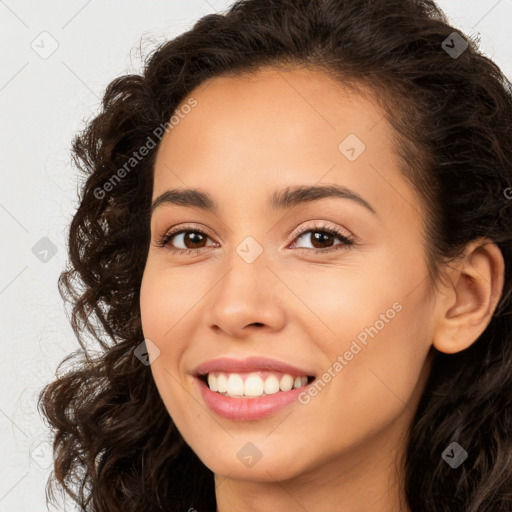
[139,66,504,512]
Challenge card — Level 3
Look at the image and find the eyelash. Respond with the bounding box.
[155,222,354,256]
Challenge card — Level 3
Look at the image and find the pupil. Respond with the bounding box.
[186,232,205,248]
[312,231,333,248]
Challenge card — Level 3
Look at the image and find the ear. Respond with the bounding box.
[432,239,505,354]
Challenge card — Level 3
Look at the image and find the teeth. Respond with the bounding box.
[216,373,228,393]
[264,375,280,395]
[205,372,310,398]
[207,373,218,392]
[226,374,244,396]
[244,374,264,397]
[279,374,294,391]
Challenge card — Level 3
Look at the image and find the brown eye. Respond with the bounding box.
[308,231,336,249]
[157,228,217,252]
[179,231,208,249]
[292,225,353,253]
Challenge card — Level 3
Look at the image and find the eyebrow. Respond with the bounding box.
[150,184,376,216]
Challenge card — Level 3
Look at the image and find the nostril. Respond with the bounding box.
[248,322,264,327]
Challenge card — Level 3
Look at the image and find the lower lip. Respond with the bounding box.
[196,377,310,421]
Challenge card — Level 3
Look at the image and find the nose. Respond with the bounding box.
[205,250,287,339]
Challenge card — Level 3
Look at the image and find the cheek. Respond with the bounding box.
[139,266,182,400]
[139,262,207,423]
[139,261,205,349]
[284,255,421,346]
[288,246,433,417]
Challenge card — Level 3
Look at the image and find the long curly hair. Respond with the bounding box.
[39,0,512,510]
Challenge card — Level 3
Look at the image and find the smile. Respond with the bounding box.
[202,371,314,398]
[193,356,317,420]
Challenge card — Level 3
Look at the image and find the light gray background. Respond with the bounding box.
[1,1,511,510]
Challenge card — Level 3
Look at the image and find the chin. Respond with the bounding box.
[199,445,306,483]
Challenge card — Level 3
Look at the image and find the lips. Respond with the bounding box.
[193,356,316,379]
[192,356,317,420]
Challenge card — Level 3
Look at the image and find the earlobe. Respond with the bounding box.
[432,239,505,355]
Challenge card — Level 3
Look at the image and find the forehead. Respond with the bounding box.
[159,66,390,155]
[152,66,417,221]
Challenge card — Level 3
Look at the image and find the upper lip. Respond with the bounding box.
[193,356,316,377]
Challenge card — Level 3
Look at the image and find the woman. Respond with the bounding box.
[39,0,512,510]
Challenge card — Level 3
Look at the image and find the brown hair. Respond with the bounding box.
[39,0,512,510]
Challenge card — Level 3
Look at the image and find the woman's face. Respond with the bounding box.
[140,66,437,484]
